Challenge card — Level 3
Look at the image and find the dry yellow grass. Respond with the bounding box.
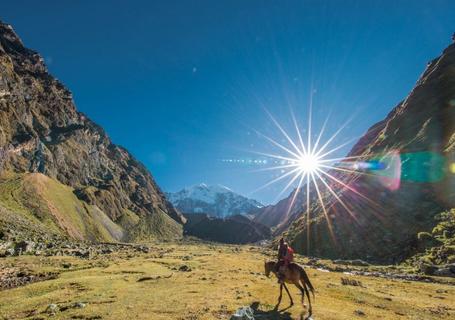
[0,242,454,320]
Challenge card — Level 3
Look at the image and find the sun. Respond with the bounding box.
[297,153,321,173]
[249,102,376,252]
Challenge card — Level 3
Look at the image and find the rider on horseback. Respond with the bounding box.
[276,237,294,283]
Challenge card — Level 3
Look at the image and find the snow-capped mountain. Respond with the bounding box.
[166,183,263,218]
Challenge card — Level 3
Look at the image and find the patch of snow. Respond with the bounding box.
[167,183,263,218]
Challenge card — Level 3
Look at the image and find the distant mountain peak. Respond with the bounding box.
[167,183,263,218]
[187,183,232,193]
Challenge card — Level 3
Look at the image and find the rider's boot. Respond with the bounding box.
[277,272,284,284]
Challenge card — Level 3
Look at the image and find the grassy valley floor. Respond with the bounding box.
[0,242,454,320]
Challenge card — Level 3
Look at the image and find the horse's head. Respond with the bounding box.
[264,260,275,277]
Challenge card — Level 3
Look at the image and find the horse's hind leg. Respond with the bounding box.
[298,282,312,319]
[283,283,293,306]
[295,283,305,304]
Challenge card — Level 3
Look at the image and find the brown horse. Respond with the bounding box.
[264,261,315,318]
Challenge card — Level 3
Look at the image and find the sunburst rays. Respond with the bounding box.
[251,107,380,250]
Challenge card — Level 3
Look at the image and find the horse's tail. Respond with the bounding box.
[299,267,315,300]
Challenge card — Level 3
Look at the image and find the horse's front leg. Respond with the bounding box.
[283,283,294,306]
[274,283,283,310]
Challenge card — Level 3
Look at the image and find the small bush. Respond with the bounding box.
[341,277,363,287]
[433,209,455,237]
[417,232,433,241]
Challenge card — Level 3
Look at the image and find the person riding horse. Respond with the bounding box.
[264,238,314,318]
[276,237,294,283]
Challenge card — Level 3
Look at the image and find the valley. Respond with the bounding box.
[0,241,454,320]
[1,5,455,320]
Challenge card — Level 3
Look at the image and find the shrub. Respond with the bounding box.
[432,209,455,238]
[417,232,433,241]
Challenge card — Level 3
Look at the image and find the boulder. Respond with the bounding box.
[45,304,59,315]
[433,264,455,277]
[419,263,438,275]
[178,265,192,272]
[14,240,35,255]
[230,306,255,320]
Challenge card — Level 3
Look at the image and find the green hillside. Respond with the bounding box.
[0,172,182,243]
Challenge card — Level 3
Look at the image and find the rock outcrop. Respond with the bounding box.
[0,21,184,241]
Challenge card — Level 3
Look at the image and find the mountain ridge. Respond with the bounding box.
[184,213,271,244]
[167,183,263,218]
[0,21,184,242]
[278,38,455,263]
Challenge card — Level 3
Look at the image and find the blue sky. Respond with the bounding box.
[2,1,454,204]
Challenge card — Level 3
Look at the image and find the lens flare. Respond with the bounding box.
[250,98,379,251]
[246,93,453,253]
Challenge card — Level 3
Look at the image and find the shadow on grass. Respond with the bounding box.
[249,301,293,319]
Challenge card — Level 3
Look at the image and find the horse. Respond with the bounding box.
[264,261,315,319]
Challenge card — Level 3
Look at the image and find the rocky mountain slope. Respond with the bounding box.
[0,21,185,242]
[184,213,271,244]
[252,188,307,229]
[277,37,455,263]
[167,183,263,218]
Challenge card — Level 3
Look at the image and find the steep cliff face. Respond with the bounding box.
[252,189,305,228]
[281,40,455,262]
[0,22,184,241]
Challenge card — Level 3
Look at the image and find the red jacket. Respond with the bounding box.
[278,243,294,264]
